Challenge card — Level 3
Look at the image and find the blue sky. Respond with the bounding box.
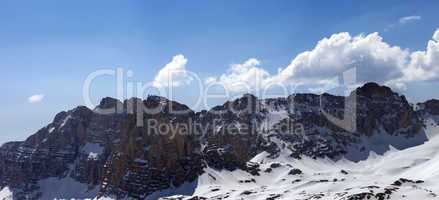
[1,0,439,144]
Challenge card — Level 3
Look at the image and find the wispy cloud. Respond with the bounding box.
[28,94,45,103]
[385,15,422,32]
[399,15,422,25]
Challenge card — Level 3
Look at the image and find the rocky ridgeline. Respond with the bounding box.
[269,82,426,161]
[0,82,436,199]
[417,99,439,115]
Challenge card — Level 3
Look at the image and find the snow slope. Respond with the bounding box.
[38,176,99,199]
[4,136,439,200]
[155,122,439,200]
[0,187,12,200]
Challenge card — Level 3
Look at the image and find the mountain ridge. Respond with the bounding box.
[0,82,438,199]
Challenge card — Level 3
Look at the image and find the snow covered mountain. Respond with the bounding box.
[0,82,438,200]
[159,127,439,200]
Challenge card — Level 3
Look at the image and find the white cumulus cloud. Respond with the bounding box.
[208,27,439,92]
[270,31,408,86]
[28,94,45,103]
[402,28,439,82]
[205,58,271,92]
[153,54,193,88]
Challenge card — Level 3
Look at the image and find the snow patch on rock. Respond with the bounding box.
[38,176,99,199]
[82,143,104,160]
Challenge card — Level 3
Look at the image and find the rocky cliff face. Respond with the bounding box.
[98,96,204,199]
[417,99,439,116]
[0,103,123,199]
[0,82,435,199]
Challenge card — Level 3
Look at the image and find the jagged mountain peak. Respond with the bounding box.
[418,99,439,115]
[353,82,398,98]
[97,97,122,109]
